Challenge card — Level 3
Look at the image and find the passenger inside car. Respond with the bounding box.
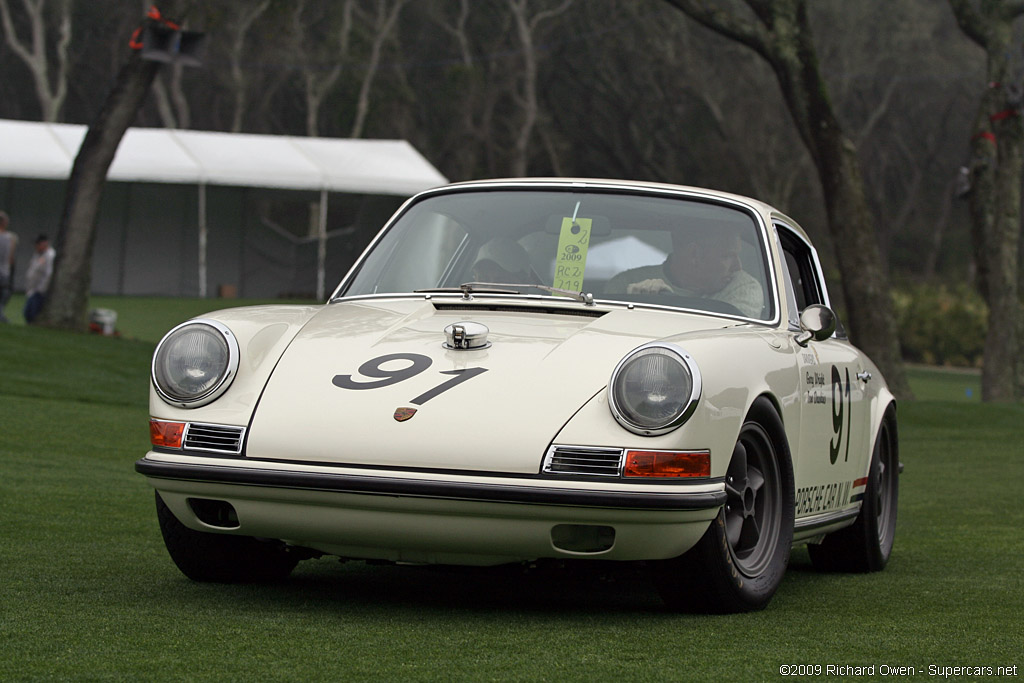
[471,237,542,284]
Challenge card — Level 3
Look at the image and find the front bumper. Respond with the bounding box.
[136,453,726,565]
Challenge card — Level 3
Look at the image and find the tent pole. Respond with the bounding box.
[118,183,130,295]
[198,183,207,298]
[317,188,328,300]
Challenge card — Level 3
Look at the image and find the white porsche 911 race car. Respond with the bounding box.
[136,178,899,612]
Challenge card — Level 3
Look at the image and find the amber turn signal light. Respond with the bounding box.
[150,419,185,449]
[623,449,710,478]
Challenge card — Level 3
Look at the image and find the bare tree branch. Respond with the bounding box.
[0,0,71,121]
[52,0,70,115]
[227,0,271,132]
[0,0,37,67]
[351,0,407,139]
[948,0,987,46]
[1003,0,1024,18]
[152,76,178,128]
[432,0,473,66]
[529,0,573,32]
[856,76,900,146]
[662,0,769,58]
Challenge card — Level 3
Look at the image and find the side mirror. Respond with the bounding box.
[795,304,836,346]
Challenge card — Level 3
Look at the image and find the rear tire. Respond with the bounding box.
[808,406,899,573]
[156,492,298,582]
[653,398,794,613]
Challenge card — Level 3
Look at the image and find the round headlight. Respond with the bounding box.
[609,343,701,436]
[152,320,239,407]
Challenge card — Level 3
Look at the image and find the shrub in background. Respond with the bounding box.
[892,283,987,367]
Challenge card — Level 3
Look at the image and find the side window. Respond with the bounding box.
[776,225,825,327]
[779,247,802,329]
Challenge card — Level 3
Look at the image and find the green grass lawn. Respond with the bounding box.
[1,303,1021,680]
[905,365,982,403]
[3,294,317,343]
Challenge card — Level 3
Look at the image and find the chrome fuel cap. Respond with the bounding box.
[444,321,490,350]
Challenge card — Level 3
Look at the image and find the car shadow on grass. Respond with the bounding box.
[285,558,665,614]
[148,557,678,616]
[149,549,852,617]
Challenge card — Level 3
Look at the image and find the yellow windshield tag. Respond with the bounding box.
[553,216,592,292]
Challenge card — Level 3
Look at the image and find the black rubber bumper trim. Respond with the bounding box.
[135,459,726,511]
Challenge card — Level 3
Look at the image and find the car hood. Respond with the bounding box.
[246,298,742,474]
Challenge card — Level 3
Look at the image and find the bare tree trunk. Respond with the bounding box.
[420,0,490,179]
[663,0,911,398]
[153,76,178,128]
[292,0,353,138]
[435,0,473,67]
[1018,251,1024,400]
[350,0,406,139]
[950,0,1024,402]
[37,51,161,330]
[507,0,538,177]
[506,0,573,176]
[225,0,270,133]
[0,0,72,122]
[923,178,955,280]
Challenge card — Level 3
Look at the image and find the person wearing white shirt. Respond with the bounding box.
[23,234,55,324]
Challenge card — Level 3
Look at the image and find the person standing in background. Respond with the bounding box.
[23,235,55,324]
[0,211,18,323]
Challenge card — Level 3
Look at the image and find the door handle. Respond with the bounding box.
[856,371,872,383]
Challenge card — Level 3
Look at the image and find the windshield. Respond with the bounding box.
[338,189,774,321]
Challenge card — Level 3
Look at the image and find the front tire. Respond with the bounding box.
[653,398,794,613]
[808,406,899,573]
[156,492,298,583]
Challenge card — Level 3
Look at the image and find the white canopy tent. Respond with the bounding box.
[0,118,447,298]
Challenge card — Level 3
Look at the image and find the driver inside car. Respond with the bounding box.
[604,225,763,318]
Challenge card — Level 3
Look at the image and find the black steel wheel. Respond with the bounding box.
[653,398,794,613]
[156,492,299,583]
[724,421,784,578]
[809,406,899,573]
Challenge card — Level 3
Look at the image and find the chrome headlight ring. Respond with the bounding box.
[608,342,702,436]
[152,319,240,408]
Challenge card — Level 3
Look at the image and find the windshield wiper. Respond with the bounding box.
[414,284,520,296]
[415,282,595,306]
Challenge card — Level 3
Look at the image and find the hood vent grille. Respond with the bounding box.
[434,303,605,318]
[184,423,245,455]
[543,445,624,477]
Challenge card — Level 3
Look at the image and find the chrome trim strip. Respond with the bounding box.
[136,459,726,511]
[794,506,861,531]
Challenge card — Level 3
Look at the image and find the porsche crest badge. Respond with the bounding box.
[393,407,417,422]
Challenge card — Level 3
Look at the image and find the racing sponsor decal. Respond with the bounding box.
[795,479,854,516]
[553,202,592,291]
[805,363,854,465]
[333,353,488,405]
[804,368,827,404]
